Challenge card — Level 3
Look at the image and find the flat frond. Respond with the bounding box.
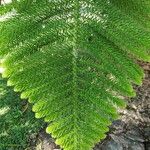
[0,0,150,150]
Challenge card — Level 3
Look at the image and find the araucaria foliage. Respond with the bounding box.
[0,0,150,149]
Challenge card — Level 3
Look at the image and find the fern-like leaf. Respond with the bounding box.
[0,1,150,150]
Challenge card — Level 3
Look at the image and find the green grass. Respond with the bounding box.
[0,75,44,150]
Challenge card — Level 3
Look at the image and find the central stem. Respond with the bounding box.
[72,0,80,149]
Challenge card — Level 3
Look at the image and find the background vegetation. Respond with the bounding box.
[0,75,44,150]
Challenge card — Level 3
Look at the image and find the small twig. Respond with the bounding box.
[22,102,29,113]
